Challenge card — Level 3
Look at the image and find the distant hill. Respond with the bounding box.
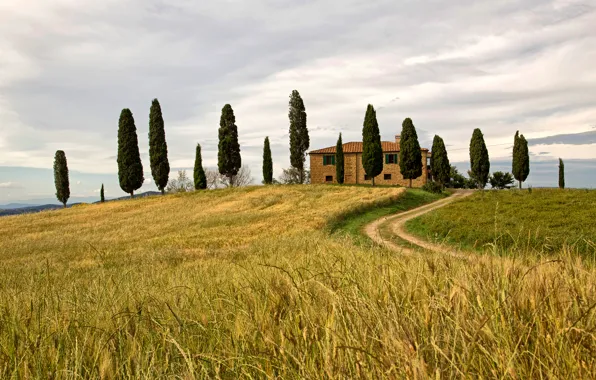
[0,191,162,217]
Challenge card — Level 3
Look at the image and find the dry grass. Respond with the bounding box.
[0,185,595,378]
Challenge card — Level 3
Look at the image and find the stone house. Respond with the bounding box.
[309,135,430,187]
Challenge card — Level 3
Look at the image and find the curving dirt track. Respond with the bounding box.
[364,190,474,256]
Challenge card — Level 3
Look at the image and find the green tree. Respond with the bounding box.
[53,150,70,208]
[288,90,309,184]
[430,135,450,188]
[100,184,105,203]
[148,99,170,195]
[399,118,423,188]
[469,128,490,189]
[448,165,467,189]
[263,137,273,185]
[117,108,144,198]
[512,131,530,189]
[489,171,514,189]
[559,158,565,189]
[362,105,383,186]
[218,104,242,186]
[194,143,207,190]
[336,133,344,184]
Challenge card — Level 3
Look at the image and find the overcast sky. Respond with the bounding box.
[1,0,595,203]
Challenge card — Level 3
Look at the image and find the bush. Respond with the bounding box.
[422,181,443,194]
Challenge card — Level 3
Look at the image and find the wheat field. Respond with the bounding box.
[0,185,594,378]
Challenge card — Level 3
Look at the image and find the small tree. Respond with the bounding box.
[149,99,170,194]
[263,137,273,184]
[53,150,70,208]
[512,131,530,189]
[448,165,467,189]
[117,108,144,198]
[430,135,450,188]
[336,133,344,184]
[469,128,490,189]
[489,171,514,189]
[218,104,242,187]
[559,158,565,189]
[362,104,383,186]
[289,90,310,184]
[100,184,105,203]
[194,143,207,190]
[166,170,194,193]
[279,167,311,185]
[218,166,253,188]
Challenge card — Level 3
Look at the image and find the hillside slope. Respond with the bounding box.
[0,185,594,378]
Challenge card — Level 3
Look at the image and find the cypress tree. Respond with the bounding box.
[100,184,105,203]
[430,135,450,188]
[399,118,423,188]
[194,143,207,190]
[559,158,565,189]
[362,105,383,186]
[469,128,490,189]
[512,131,530,189]
[53,150,70,208]
[288,90,309,184]
[117,108,144,198]
[263,137,273,185]
[218,104,242,186]
[336,133,344,184]
[149,98,170,195]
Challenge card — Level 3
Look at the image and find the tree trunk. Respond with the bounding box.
[228,174,234,188]
[519,180,522,189]
[372,176,375,186]
[409,178,412,188]
[131,190,134,199]
[299,168,304,184]
[63,202,66,208]
[161,188,165,195]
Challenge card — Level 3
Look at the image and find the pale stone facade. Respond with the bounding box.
[309,135,430,187]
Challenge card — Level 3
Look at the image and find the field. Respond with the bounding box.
[405,189,596,258]
[1,185,595,378]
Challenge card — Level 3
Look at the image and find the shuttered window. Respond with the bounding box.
[323,155,336,166]
[385,154,398,164]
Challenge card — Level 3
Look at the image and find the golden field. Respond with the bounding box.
[0,185,594,378]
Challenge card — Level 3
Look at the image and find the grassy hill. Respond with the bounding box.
[405,189,596,258]
[0,185,595,378]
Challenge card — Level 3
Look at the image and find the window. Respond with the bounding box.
[325,176,333,182]
[384,174,392,180]
[385,154,398,164]
[323,155,336,166]
[427,157,431,167]
[364,175,370,181]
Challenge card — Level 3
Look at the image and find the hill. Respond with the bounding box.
[0,185,594,378]
[405,188,596,257]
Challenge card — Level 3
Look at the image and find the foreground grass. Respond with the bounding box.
[406,188,596,259]
[0,185,595,378]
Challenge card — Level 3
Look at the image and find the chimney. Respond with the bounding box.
[395,134,401,145]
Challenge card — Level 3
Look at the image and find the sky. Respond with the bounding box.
[1,0,595,203]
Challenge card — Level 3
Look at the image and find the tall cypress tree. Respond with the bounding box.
[194,143,207,190]
[53,150,70,208]
[218,104,242,186]
[512,131,530,189]
[263,137,273,185]
[399,118,423,188]
[362,104,383,186]
[288,90,309,184]
[559,158,565,189]
[336,133,344,184]
[117,108,144,198]
[149,98,170,195]
[430,135,450,188]
[469,128,490,189]
[100,184,105,203]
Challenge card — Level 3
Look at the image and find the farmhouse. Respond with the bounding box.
[309,134,430,187]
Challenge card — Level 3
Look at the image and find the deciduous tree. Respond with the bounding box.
[489,171,514,189]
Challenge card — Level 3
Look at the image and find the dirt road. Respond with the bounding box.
[364,190,474,255]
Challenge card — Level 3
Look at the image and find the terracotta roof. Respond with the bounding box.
[309,141,428,154]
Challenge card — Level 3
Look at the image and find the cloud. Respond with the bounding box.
[528,130,596,146]
[143,178,152,185]
[0,181,22,189]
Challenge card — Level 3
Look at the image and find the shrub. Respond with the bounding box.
[422,181,443,194]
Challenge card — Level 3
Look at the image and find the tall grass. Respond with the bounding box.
[0,186,595,378]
